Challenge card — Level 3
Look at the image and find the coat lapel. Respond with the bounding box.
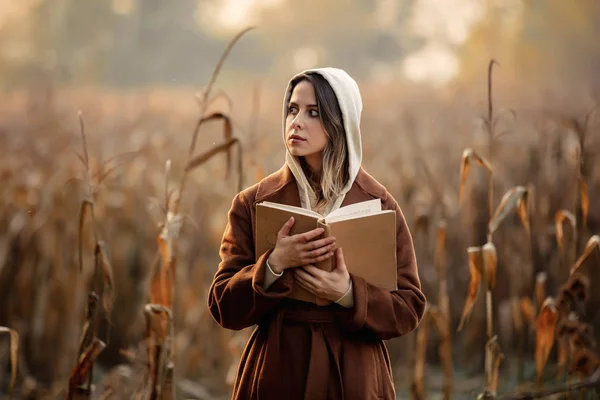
[253,165,301,208]
[340,168,378,207]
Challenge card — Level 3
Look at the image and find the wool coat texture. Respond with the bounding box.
[208,67,426,399]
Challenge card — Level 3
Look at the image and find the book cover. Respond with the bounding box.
[255,199,397,305]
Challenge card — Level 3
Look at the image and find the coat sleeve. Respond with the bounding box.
[335,195,426,340]
[207,191,294,331]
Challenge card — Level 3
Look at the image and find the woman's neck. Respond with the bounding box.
[302,155,322,182]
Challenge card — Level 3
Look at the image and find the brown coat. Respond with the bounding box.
[208,165,426,399]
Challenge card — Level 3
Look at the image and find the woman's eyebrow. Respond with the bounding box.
[289,101,318,108]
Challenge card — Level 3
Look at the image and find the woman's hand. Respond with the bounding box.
[293,248,351,302]
[268,217,337,273]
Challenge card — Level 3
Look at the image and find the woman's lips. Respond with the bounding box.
[289,135,306,144]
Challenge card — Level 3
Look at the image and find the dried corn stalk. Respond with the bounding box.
[482,242,497,340]
[535,298,558,384]
[95,241,115,317]
[482,242,497,291]
[0,327,19,400]
[513,296,532,383]
[434,222,453,400]
[413,214,430,236]
[535,272,547,309]
[78,200,93,272]
[482,335,503,397]
[458,246,483,331]
[520,297,536,327]
[580,178,588,228]
[555,210,576,253]
[459,148,492,203]
[512,297,524,334]
[411,308,429,400]
[516,190,530,235]
[197,112,233,177]
[570,235,599,275]
[488,186,528,236]
[144,304,174,400]
[429,306,453,400]
[491,351,504,396]
[77,293,99,366]
[68,339,106,400]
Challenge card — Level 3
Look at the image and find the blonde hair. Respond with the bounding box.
[287,73,349,207]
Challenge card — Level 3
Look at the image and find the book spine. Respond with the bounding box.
[315,221,334,272]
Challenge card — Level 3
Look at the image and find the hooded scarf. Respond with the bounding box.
[282,67,363,216]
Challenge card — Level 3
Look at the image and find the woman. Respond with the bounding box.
[208,67,426,399]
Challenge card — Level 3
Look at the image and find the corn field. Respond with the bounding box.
[0,30,599,400]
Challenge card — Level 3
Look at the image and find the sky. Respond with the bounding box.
[1,0,598,93]
[194,0,522,86]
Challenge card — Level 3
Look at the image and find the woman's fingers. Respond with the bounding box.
[308,251,335,264]
[294,267,319,288]
[302,242,335,259]
[301,249,335,265]
[294,277,316,294]
[277,217,295,239]
[303,236,336,250]
[296,227,325,243]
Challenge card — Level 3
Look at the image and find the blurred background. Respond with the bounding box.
[1,0,600,399]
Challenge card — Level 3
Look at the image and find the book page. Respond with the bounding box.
[258,201,323,219]
[327,208,393,224]
[324,198,382,223]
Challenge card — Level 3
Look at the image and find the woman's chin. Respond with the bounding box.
[288,149,306,157]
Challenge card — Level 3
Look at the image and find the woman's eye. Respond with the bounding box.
[289,106,298,114]
[309,109,319,117]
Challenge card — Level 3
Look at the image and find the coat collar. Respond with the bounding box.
[254,164,388,208]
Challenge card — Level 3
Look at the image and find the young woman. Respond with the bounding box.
[208,67,426,399]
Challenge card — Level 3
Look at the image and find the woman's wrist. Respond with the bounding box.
[267,253,284,274]
[334,278,352,302]
[334,279,354,307]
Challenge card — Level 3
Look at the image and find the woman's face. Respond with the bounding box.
[285,80,329,162]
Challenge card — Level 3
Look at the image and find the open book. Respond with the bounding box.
[255,199,397,305]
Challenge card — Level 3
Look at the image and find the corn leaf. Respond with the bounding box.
[516,193,530,235]
[482,242,497,290]
[535,272,547,309]
[0,327,19,399]
[458,247,483,331]
[95,242,115,316]
[459,148,492,204]
[554,210,576,252]
[489,186,527,234]
[199,112,233,178]
[69,338,106,391]
[570,235,599,275]
[535,298,558,383]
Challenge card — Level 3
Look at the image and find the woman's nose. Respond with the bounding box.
[291,113,304,129]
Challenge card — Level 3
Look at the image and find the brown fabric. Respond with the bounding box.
[208,164,427,400]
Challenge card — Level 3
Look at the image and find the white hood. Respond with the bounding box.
[282,67,363,215]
